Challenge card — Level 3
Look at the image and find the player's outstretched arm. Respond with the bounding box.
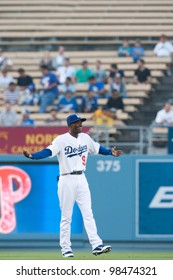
[99,145,123,157]
[111,146,123,157]
[23,150,32,158]
[23,148,52,160]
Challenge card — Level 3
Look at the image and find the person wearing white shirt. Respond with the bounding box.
[155,103,173,126]
[52,45,65,70]
[59,77,76,95]
[0,68,13,88]
[0,48,13,70]
[153,34,173,57]
[57,57,76,84]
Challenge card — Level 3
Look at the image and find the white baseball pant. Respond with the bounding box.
[58,173,102,253]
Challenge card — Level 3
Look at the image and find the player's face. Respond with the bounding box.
[70,120,83,135]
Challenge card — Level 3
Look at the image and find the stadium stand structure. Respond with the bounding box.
[0,0,173,50]
[0,0,173,153]
[146,75,173,149]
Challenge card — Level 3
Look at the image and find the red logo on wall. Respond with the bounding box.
[0,166,31,234]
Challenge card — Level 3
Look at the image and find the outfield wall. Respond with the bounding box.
[0,154,173,249]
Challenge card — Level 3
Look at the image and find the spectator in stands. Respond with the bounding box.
[45,108,61,125]
[0,101,18,126]
[118,39,131,57]
[57,90,78,113]
[93,60,107,83]
[108,63,125,82]
[52,45,65,70]
[105,90,124,111]
[57,57,76,84]
[17,68,35,92]
[0,48,13,70]
[16,68,38,105]
[20,109,35,126]
[131,39,145,63]
[0,68,13,88]
[18,88,40,106]
[39,51,54,70]
[103,90,124,122]
[81,90,98,113]
[155,102,173,126]
[153,34,173,76]
[88,76,107,98]
[133,59,152,84]
[93,107,115,126]
[75,60,93,83]
[39,65,59,113]
[153,34,173,57]
[109,73,127,98]
[59,77,76,95]
[3,82,19,105]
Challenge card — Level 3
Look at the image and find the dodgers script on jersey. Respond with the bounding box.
[47,132,100,175]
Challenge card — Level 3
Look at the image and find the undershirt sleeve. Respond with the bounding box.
[31,148,52,159]
[99,145,112,155]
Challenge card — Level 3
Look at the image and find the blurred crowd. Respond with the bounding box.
[0,34,173,127]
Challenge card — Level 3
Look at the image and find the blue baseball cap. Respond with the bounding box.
[66,114,86,126]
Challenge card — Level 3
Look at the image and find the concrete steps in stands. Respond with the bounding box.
[126,74,173,126]
[115,72,173,152]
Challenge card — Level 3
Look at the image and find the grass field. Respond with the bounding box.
[0,251,173,260]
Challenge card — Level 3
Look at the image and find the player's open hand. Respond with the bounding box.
[111,147,123,157]
[23,150,32,158]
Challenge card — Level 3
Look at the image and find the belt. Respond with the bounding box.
[61,170,84,176]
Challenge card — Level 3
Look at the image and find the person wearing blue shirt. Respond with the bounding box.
[81,90,98,112]
[131,39,145,63]
[39,65,59,113]
[88,76,106,98]
[20,109,35,126]
[57,90,78,113]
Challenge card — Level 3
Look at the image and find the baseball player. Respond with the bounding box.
[23,113,123,257]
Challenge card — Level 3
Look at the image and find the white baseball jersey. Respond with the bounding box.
[155,109,173,124]
[47,132,100,175]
